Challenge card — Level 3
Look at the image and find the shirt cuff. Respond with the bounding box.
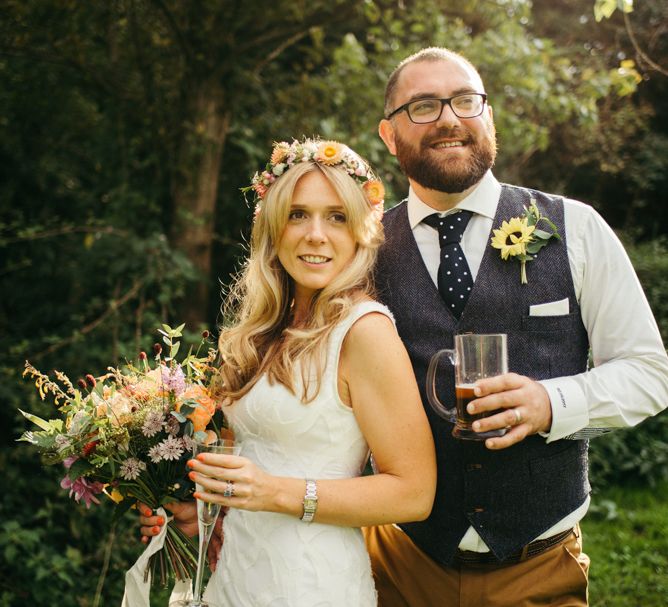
[538,377,589,442]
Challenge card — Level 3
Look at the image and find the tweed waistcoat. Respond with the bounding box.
[375,184,591,564]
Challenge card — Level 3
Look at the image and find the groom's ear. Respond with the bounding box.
[378,119,397,156]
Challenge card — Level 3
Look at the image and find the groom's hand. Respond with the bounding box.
[467,373,552,450]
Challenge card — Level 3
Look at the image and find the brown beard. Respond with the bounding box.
[394,125,497,194]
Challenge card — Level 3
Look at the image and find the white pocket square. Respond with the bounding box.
[529,298,569,317]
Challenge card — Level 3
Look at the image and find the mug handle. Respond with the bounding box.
[426,349,456,423]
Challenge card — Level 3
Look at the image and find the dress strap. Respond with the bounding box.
[325,301,396,404]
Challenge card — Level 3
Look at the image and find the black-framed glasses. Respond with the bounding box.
[386,93,488,123]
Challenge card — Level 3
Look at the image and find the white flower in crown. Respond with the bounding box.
[272,163,287,176]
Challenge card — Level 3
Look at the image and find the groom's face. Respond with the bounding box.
[379,58,497,194]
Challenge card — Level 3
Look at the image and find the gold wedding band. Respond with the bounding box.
[513,408,522,424]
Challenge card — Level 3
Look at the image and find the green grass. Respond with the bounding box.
[583,481,668,607]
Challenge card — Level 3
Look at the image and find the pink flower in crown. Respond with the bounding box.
[252,183,268,199]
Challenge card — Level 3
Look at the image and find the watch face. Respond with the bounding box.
[304,498,317,511]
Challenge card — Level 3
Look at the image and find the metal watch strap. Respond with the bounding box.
[301,479,318,523]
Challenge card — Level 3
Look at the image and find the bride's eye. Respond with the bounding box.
[288,210,306,221]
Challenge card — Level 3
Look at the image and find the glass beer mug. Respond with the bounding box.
[426,333,508,440]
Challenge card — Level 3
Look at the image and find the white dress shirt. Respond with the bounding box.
[406,170,668,551]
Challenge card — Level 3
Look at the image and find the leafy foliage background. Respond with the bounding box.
[0,0,666,604]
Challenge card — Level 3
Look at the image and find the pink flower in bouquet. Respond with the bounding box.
[60,456,105,508]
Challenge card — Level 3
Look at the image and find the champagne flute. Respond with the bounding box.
[171,438,240,607]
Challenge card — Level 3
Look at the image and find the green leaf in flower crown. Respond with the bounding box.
[193,430,208,443]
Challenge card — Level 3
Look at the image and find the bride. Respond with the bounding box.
[141,138,436,606]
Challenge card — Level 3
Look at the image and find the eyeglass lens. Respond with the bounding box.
[409,94,484,123]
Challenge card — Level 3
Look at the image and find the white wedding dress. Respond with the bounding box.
[203,301,391,607]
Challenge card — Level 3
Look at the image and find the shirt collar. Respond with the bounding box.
[407,170,501,229]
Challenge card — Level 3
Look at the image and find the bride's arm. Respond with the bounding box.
[190,311,437,527]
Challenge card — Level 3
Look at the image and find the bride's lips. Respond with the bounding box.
[298,254,332,265]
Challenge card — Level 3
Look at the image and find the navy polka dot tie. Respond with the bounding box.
[423,211,474,318]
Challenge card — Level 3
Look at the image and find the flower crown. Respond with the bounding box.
[243,139,385,222]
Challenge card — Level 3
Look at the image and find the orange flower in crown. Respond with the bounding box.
[242,138,385,221]
[270,141,291,165]
[363,180,385,206]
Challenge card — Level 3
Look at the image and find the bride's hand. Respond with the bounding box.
[138,501,198,541]
[188,454,281,514]
[137,500,227,571]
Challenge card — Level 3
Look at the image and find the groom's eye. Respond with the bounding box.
[411,99,439,115]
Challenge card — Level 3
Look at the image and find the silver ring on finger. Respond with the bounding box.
[513,408,522,425]
[223,480,235,498]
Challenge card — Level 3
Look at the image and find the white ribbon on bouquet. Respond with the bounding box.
[121,507,193,607]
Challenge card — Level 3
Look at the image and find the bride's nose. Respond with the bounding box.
[305,217,327,244]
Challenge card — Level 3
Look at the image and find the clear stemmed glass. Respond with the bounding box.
[171,438,240,607]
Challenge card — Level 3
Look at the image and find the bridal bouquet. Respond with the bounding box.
[19,324,223,587]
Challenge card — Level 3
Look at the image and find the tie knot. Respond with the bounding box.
[423,211,473,246]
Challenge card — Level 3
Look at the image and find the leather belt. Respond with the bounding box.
[454,527,574,567]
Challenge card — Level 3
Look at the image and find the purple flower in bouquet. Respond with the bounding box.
[161,365,186,395]
[60,456,105,508]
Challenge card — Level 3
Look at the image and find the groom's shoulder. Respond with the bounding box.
[382,198,408,227]
[501,182,597,218]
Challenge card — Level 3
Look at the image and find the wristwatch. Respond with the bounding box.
[301,479,318,523]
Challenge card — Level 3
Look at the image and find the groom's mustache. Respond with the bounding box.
[422,128,474,147]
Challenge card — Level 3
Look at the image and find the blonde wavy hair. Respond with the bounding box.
[218,160,384,403]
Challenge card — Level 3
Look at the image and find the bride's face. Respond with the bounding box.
[277,171,357,305]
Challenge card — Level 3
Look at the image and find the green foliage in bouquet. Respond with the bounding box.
[18,324,223,588]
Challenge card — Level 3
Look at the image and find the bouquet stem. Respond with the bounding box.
[145,520,198,588]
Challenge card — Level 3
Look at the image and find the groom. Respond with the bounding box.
[366,47,668,606]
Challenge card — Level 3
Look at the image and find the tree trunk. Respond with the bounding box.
[171,79,230,328]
